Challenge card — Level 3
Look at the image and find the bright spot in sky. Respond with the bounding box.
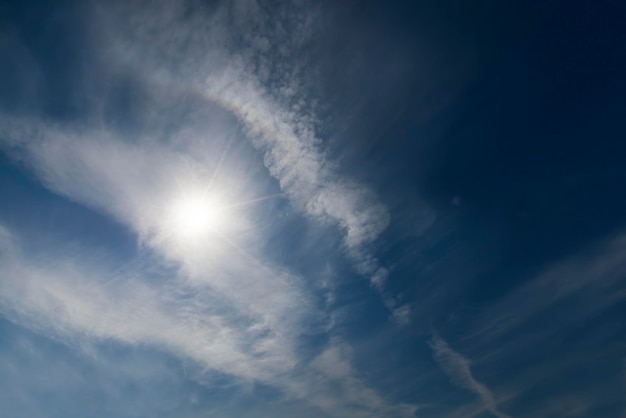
[171,193,223,238]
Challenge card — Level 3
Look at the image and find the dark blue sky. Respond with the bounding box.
[1,1,625,417]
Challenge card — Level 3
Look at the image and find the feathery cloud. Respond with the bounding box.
[430,334,511,418]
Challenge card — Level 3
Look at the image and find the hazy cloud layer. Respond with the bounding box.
[0,2,417,415]
[0,217,416,417]
[3,0,621,417]
[95,0,397,293]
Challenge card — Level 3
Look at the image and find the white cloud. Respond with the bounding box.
[392,304,412,326]
[0,0,418,414]
[0,116,311,330]
[299,338,418,418]
[0,223,415,417]
[438,234,626,417]
[203,58,391,278]
[0,225,285,381]
[467,234,626,345]
[92,0,396,296]
[430,334,511,418]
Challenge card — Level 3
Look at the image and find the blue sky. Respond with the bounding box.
[1,0,625,417]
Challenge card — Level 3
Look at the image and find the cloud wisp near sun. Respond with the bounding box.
[0,1,415,417]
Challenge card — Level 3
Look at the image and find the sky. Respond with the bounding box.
[0,0,625,417]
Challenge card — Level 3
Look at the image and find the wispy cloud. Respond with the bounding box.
[424,234,626,418]
[93,0,401,304]
[466,234,626,356]
[0,224,290,381]
[0,104,411,415]
[0,0,420,415]
[430,334,511,418]
[1,0,412,327]
[0,222,415,417]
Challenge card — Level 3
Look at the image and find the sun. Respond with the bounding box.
[170,193,223,238]
[162,181,279,247]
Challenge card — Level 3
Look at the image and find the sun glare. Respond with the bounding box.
[171,194,222,238]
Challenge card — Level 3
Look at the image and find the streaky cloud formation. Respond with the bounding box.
[430,334,511,418]
[1,0,625,417]
[0,1,417,407]
[0,217,416,417]
[98,0,397,298]
[467,234,626,345]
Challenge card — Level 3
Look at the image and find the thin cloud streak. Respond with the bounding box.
[437,234,626,417]
[430,334,511,418]
[467,234,626,347]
